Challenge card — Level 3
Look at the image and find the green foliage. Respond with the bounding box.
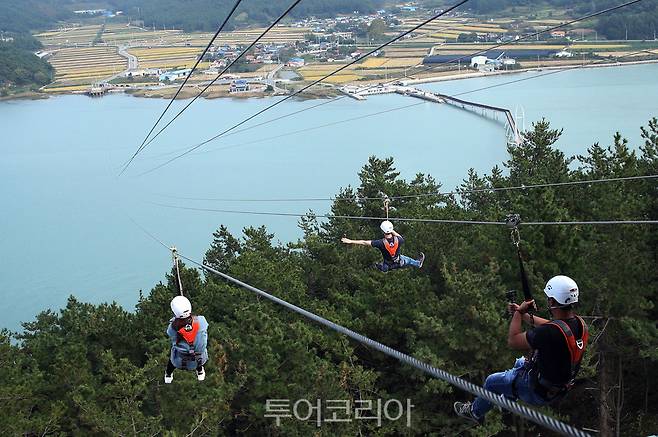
[108,0,385,32]
[0,36,53,89]
[0,0,72,33]
[439,0,658,40]
[4,118,658,435]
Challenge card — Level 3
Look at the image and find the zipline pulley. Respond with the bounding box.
[383,195,391,220]
[506,213,522,248]
[170,246,184,296]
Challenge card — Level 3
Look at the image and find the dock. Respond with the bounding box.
[339,84,521,145]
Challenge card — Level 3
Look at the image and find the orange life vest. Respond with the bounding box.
[383,236,399,259]
[177,317,200,345]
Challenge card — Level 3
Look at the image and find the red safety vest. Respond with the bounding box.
[383,237,399,259]
[546,316,589,381]
[177,316,200,345]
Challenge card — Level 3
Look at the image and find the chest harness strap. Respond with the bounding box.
[383,237,400,262]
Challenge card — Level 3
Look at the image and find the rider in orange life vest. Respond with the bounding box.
[165,296,209,384]
[341,220,425,272]
[454,275,589,425]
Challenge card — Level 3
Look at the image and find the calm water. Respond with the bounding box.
[2,63,657,330]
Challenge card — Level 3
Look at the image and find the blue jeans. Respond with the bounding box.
[471,357,548,419]
[377,255,421,272]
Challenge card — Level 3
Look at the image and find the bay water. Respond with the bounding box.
[1,63,657,330]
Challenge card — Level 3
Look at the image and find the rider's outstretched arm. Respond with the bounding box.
[341,237,372,246]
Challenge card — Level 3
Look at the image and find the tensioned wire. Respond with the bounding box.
[140,47,657,164]
[176,251,592,437]
[151,172,658,203]
[133,6,472,162]
[147,202,658,226]
[136,0,647,175]
[134,0,474,175]
[129,20,471,168]
[121,0,306,174]
[125,0,245,173]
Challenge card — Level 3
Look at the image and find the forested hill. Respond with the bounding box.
[3,119,657,435]
[455,0,658,40]
[0,0,72,33]
[0,39,54,92]
[1,0,385,34]
[108,0,385,32]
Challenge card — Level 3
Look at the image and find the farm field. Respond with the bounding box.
[46,47,125,85]
[430,42,632,52]
[36,25,102,46]
[127,47,209,70]
[298,63,363,83]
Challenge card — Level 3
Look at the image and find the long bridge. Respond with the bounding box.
[340,84,522,145]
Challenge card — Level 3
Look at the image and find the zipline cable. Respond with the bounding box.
[122,0,305,173]
[147,202,658,225]
[136,0,647,172]
[177,252,592,437]
[128,216,170,250]
[128,11,465,171]
[151,173,658,203]
[137,0,473,175]
[123,0,245,174]
[148,202,505,224]
[140,48,656,163]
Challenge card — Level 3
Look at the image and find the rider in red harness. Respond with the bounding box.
[454,275,588,425]
[341,220,425,272]
[165,296,209,384]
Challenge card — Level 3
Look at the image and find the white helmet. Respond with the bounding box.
[544,275,579,305]
[170,295,192,318]
[380,220,394,234]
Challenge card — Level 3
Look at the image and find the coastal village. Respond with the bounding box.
[17,3,658,98]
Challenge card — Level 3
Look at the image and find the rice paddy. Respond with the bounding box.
[47,47,125,85]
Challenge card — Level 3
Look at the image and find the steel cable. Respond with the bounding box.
[122,0,305,172]
[140,48,656,163]
[147,202,658,226]
[124,0,245,174]
[136,0,647,175]
[137,0,473,175]
[178,254,592,437]
[151,173,658,203]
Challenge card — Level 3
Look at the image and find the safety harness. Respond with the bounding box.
[525,316,589,401]
[383,236,400,263]
[176,316,203,368]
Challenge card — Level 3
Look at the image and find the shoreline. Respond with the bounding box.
[3,59,657,102]
[400,58,658,86]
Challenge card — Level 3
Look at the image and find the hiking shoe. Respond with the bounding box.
[418,252,425,268]
[454,402,483,425]
[197,366,206,381]
[164,372,173,384]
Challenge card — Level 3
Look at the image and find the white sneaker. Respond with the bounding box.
[164,372,173,384]
[197,367,206,381]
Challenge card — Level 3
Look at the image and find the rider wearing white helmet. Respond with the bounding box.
[341,220,425,272]
[455,275,588,425]
[165,296,209,384]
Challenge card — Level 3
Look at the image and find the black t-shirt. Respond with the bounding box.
[371,235,404,263]
[526,317,584,385]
